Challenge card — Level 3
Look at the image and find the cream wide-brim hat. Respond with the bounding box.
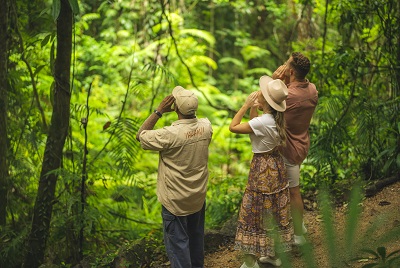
[259,75,288,112]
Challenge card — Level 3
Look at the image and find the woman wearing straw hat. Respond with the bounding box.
[229,76,293,268]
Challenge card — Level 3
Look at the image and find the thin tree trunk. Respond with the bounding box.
[396,0,400,99]
[208,0,214,77]
[24,0,72,266]
[0,0,10,226]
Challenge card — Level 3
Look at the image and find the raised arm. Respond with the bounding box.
[272,65,289,85]
[249,106,259,120]
[229,91,259,134]
[136,95,175,141]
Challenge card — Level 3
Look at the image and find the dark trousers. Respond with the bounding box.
[161,203,205,268]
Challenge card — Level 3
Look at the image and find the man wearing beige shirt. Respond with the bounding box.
[273,52,318,247]
[136,86,213,268]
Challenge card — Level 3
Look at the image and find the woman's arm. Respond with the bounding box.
[249,106,259,119]
[229,91,259,134]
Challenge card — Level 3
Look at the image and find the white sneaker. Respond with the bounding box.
[240,261,260,268]
[302,221,308,234]
[294,234,306,246]
[259,256,282,267]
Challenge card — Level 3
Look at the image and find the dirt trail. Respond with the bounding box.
[204,181,400,268]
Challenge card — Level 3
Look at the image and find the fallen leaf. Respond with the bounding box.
[378,200,391,206]
[103,121,111,130]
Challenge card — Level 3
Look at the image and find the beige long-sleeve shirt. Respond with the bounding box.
[139,118,213,216]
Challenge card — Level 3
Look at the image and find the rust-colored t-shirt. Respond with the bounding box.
[279,80,318,165]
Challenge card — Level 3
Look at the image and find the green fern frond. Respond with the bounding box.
[240,45,270,62]
[245,67,273,76]
[81,12,100,22]
[187,55,217,70]
[71,103,109,121]
[218,57,244,70]
[104,117,141,177]
[142,63,178,84]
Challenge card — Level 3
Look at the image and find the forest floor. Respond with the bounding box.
[202,180,400,268]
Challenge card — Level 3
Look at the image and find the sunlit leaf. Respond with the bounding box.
[180,29,216,46]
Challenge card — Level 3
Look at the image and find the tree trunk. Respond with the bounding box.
[0,0,10,226]
[24,0,73,266]
[396,0,400,99]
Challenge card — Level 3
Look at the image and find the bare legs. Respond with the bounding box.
[289,185,304,236]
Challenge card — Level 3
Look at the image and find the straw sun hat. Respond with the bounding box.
[259,75,288,112]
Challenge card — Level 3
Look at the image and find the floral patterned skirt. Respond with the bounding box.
[234,151,293,257]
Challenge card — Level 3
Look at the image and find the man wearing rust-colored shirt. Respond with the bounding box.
[273,52,318,246]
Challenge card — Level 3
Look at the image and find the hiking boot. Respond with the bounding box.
[294,234,306,246]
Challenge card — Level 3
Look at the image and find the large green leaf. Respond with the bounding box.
[51,0,61,20]
[180,29,216,46]
[68,0,80,15]
[218,57,244,68]
[240,45,270,62]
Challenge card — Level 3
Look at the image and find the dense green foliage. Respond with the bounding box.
[0,0,399,266]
